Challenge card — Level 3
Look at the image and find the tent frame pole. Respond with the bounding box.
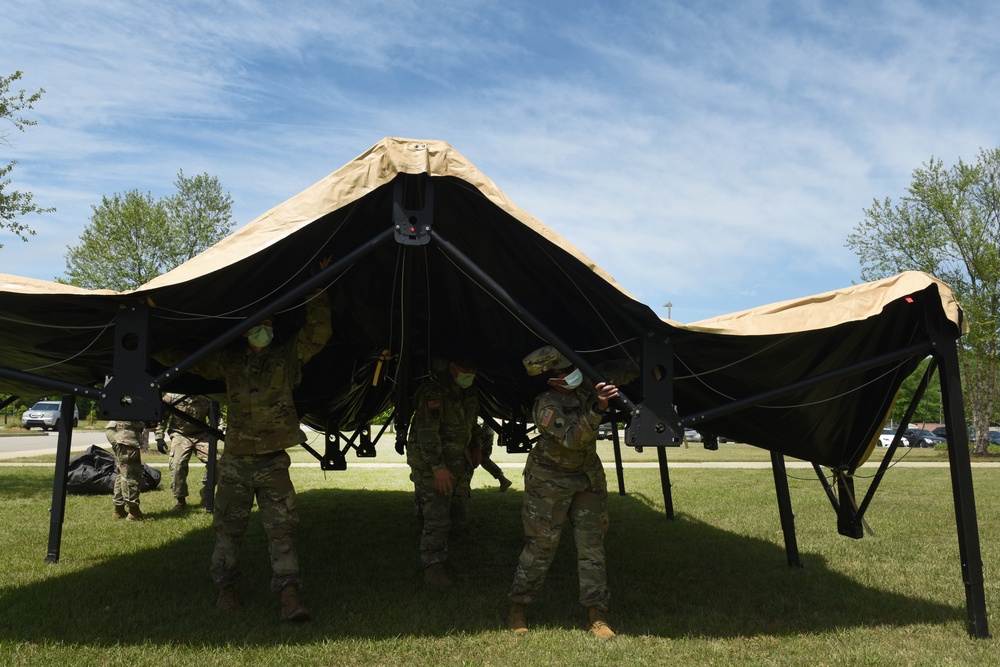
[681,341,932,429]
[932,321,989,639]
[770,452,802,567]
[429,230,637,405]
[155,227,396,388]
[656,447,674,520]
[853,359,938,522]
[607,411,627,496]
[45,395,77,563]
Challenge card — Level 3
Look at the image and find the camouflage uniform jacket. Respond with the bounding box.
[106,420,146,447]
[407,373,482,473]
[155,393,212,440]
[184,292,332,456]
[528,360,639,482]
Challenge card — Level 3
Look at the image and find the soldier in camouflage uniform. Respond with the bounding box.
[507,345,638,639]
[479,422,512,492]
[154,393,219,511]
[407,359,483,587]
[161,267,332,622]
[107,420,149,521]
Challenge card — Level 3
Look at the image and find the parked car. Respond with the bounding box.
[931,426,948,438]
[684,428,702,443]
[21,401,80,430]
[904,428,947,449]
[878,428,910,447]
[597,423,615,440]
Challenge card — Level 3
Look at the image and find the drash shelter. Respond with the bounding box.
[0,137,987,637]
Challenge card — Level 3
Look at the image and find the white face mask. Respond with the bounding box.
[247,325,274,348]
[455,371,476,389]
[561,367,583,390]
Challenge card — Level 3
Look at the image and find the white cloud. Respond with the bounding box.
[2,0,1000,319]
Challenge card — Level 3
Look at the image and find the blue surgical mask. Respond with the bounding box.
[561,367,583,390]
[455,371,476,389]
[247,325,274,348]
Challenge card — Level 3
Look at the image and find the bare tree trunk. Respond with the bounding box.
[962,351,991,456]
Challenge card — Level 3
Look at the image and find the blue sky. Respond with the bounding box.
[2,0,999,322]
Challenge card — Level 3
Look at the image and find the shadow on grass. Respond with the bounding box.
[0,481,963,646]
[0,469,60,500]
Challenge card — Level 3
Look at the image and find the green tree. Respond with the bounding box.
[163,169,234,262]
[62,171,234,290]
[888,358,943,426]
[1,70,54,246]
[62,190,170,290]
[846,148,1000,455]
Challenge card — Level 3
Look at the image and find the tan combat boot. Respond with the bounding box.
[586,606,616,639]
[423,562,453,587]
[125,506,148,522]
[171,497,187,511]
[112,505,127,520]
[498,476,512,492]
[508,602,529,634]
[216,585,243,612]
[280,584,311,622]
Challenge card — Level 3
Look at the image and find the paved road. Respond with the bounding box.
[0,430,109,460]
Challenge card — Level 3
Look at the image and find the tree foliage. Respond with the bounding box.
[887,359,943,426]
[163,169,235,263]
[846,148,1000,455]
[1,70,54,246]
[62,171,234,291]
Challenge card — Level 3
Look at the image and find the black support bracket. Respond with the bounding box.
[626,332,683,448]
[393,175,434,246]
[99,299,161,422]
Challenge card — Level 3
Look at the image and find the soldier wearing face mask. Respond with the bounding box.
[406,357,483,587]
[157,258,332,622]
[507,345,638,639]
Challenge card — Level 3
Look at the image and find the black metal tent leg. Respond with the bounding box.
[610,417,626,496]
[656,446,674,520]
[936,335,990,639]
[45,395,76,563]
[771,451,802,568]
[204,401,221,514]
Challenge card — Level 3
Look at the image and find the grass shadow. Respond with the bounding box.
[0,475,967,646]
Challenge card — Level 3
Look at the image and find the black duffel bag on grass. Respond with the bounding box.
[66,444,161,494]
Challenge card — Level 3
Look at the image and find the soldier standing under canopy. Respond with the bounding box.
[507,345,638,639]
[160,257,332,622]
[478,421,513,492]
[155,393,220,511]
[108,419,150,522]
[407,357,483,587]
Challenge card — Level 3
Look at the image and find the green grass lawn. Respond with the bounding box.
[1,453,998,666]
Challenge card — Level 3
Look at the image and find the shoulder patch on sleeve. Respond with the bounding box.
[539,407,555,427]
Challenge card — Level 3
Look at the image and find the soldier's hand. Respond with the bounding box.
[433,467,455,495]
[594,382,619,412]
[156,438,168,454]
[312,255,334,276]
[471,447,483,468]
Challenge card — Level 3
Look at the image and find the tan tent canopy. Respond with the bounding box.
[0,138,966,473]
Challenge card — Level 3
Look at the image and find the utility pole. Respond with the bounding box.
[663,301,673,320]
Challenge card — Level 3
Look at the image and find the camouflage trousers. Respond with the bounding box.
[170,433,218,504]
[111,442,142,510]
[211,450,300,592]
[480,455,504,481]
[508,465,610,609]
[410,464,472,567]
